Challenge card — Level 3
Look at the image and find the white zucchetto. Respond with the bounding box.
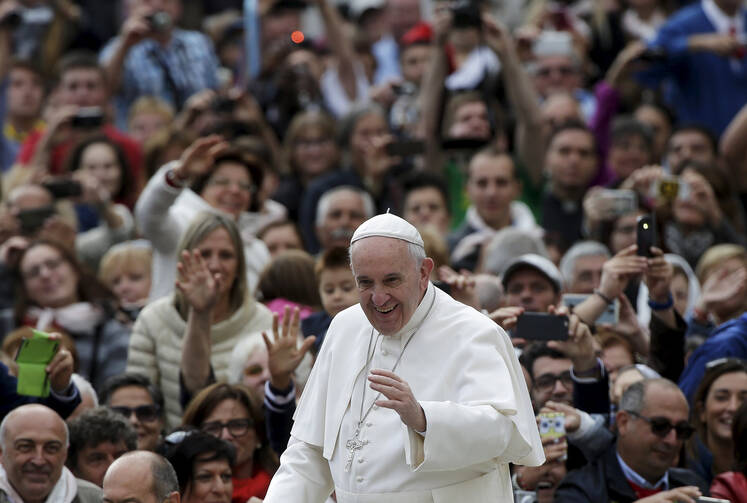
[351,213,424,248]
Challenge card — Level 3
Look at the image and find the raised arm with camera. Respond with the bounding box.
[102,4,157,96]
[314,0,360,102]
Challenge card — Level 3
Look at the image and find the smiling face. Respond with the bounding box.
[107,386,162,451]
[80,142,123,198]
[241,347,270,403]
[182,457,233,503]
[200,162,253,218]
[194,227,239,301]
[403,187,450,236]
[617,382,690,483]
[351,237,433,335]
[0,406,68,503]
[109,263,151,307]
[20,244,79,309]
[701,371,747,445]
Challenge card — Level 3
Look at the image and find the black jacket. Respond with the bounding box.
[555,441,709,503]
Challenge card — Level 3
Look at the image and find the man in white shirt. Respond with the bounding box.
[264,213,543,502]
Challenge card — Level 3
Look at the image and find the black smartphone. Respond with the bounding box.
[636,214,656,257]
[636,48,667,63]
[71,107,104,129]
[515,313,569,341]
[17,206,56,236]
[42,179,83,199]
[386,140,425,157]
[440,138,489,151]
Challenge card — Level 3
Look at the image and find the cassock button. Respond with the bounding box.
[356,476,364,483]
[358,458,365,464]
[372,405,379,410]
[381,348,388,356]
[366,422,372,427]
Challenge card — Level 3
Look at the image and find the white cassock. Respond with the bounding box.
[264,282,544,502]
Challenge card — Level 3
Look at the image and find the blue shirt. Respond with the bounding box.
[679,313,747,402]
[100,29,219,128]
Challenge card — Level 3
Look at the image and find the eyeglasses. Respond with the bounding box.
[110,405,160,423]
[625,410,694,440]
[534,370,573,392]
[21,256,65,281]
[207,177,255,193]
[201,418,254,438]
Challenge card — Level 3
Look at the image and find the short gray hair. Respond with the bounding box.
[151,454,179,500]
[481,228,548,276]
[316,186,375,227]
[559,240,610,287]
[620,378,685,414]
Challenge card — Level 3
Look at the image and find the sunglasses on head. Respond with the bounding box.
[625,410,694,440]
[110,404,160,422]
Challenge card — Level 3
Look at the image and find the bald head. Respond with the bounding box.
[0,405,69,502]
[103,451,179,503]
[7,184,53,212]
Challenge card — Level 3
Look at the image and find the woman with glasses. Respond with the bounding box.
[181,382,278,502]
[273,111,340,223]
[687,358,747,485]
[127,213,273,427]
[163,430,235,503]
[135,135,270,301]
[99,373,166,451]
[13,240,130,390]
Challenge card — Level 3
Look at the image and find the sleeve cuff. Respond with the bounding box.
[264,380,296,412]
[571,358,605,383]
[566,409,596,442]
[50,382,79,402]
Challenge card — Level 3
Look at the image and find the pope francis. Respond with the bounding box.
[263,213,544,502]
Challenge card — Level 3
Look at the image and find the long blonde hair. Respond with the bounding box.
[173,212,248,319]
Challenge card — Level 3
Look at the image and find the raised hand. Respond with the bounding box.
[541,401,581,434]
[46,333,74,394]
[173,135,229,181]
[547,305,596,373]
[644,247,673,302]
[482,13,513,57]
[176,249,221,313]
[488,306,525,331]
[262,307,316,390]
[598,293,649,355]
[697,263,747,321]
[598,244,648,301]
[368,369,426,432]
[438,265,479,309]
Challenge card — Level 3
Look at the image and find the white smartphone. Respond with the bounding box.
[562,293,619,325]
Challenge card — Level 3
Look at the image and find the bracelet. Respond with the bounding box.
[594,289,614,305]
[648,293,674,311]
[165,167,188,188]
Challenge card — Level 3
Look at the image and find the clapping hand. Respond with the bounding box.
[176,249,222,313]
[262,307,316,390]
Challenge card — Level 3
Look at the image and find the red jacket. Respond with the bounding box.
[711,471,747,503]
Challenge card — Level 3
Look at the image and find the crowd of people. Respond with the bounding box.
[0,0,746,501]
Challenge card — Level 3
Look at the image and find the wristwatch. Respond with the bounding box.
[165,167,189,188]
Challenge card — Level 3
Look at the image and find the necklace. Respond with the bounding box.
[344,290,437,472]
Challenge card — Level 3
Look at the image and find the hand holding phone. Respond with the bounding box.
[15,330,59,397]
[636,214,656,258]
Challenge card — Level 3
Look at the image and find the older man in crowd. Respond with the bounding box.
[102,451,180,503]
[555,379,709,502]
[264,213,543,501]
[314,186,375,253]
[0,404,102,502]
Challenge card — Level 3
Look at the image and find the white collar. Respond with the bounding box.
[616,451,670,490]
[702,0,744,35]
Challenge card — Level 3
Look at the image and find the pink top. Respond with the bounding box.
[264,298,315,320]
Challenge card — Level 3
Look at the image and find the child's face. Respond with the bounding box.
[110,266,151,307]
[319,267,358,318]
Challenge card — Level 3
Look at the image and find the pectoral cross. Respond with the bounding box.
[344,426,368,472]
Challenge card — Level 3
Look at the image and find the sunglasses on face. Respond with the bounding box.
[201,418,254,438]
[110,405,160,422]
[626,410,694,440]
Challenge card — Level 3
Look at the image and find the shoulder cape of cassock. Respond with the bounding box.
[290,282,545,470]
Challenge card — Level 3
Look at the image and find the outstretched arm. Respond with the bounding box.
[314,0,359,101]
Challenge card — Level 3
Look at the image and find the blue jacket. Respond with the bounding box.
[0,361,81,421]
[679,313,747,401]
[639,3,747,135]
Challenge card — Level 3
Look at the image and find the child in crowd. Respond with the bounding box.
[301,247,359,352]
[98,241,153,325]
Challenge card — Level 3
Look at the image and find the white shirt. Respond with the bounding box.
[264,282,544,502]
